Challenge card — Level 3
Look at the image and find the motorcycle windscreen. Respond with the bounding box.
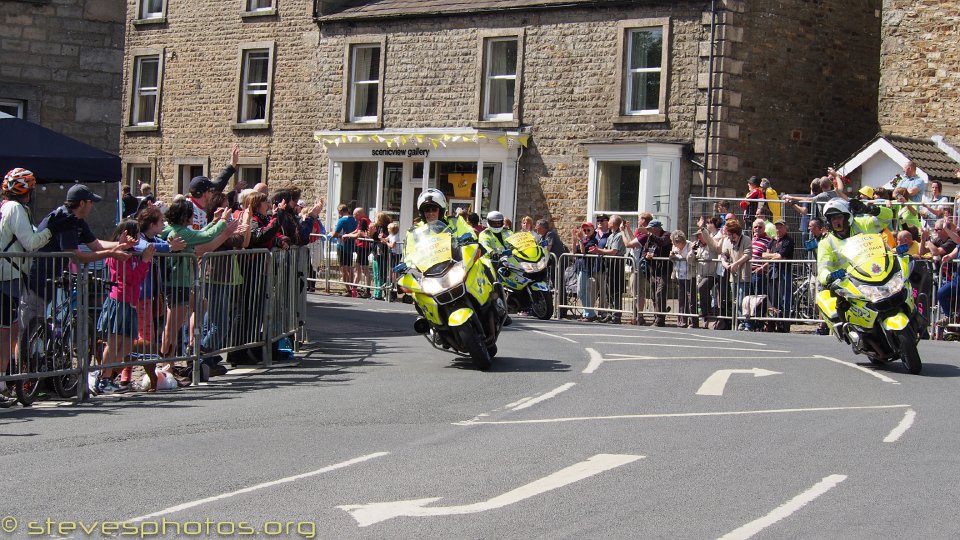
[404,225,454,273]
[840,234,892,282]
[505,231,542,261]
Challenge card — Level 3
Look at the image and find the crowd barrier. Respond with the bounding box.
[307,234,402,302]
[0,247,308,405]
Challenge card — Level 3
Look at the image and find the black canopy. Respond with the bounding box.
[0,117,120,183]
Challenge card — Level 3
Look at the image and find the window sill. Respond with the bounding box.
[474,119,520,129]
[232,122,271,131]
[339,120,382,130]
[612,113,668,125]
[123,124,160,133]
[241,9,277,19]
[133,17,167,27]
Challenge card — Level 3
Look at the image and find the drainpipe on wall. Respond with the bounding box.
[702,0,718,198]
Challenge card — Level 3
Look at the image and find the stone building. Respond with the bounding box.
[878,0,960,148]
[120,0,882,234]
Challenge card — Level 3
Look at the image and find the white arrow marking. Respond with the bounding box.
[696,368,781,396]
[338,453,643,527]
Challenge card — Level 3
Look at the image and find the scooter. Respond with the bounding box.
[816,234,925,374]
[396,218,507,370]
[494,231,554,320]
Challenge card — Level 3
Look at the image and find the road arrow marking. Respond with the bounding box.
[337,453,643,527]
[695,368,781,396]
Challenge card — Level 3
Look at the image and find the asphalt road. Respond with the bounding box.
[2,294,960,539]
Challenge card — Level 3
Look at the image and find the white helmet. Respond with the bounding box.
[486,211,505,233]
[417,188,447,218]
[822,199,851,231]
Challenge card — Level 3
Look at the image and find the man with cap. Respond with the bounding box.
[187,143,240,230]
[624,217,670,326]
[761,218,795,332]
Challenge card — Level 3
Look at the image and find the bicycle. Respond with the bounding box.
[15,271,111,406]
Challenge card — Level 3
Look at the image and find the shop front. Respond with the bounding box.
[315,128,528,232]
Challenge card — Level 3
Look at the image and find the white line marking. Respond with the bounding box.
[504,396,533,409]
[511,383,576,411]
[583,348,605,374]
[338,454,643,527]
[883,408,916,443]
[566,334,758,345]
[531,329,578,343]
[605,355,816,361]
[597,342,789,353]
[454,404,910,426]
[813,355,900,384]
[125,452,389,522]
[223,368,264,375]
[696,368,781,396]
[718,474,847,540]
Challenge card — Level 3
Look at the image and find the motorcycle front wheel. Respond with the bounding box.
[530,290,554,320]
[458,324,491,371]
[898,329,922,375]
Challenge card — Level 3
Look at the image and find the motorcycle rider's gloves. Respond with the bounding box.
[828,269,846,282]
[848,198,867,215]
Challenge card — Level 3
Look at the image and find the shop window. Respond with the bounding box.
[340,162,378,214]
[614,19,669,123]
[483,37,518,121]
[345,41,384,125]
[129,53,162,127]
[382,163,403,219]
[0,99,25,119]
[236,43,275,127]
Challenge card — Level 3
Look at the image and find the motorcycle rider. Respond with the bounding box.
[816,198,894,329]
[412,188,475,239]
[478,211,511,256]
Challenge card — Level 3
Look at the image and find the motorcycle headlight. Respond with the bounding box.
[857,273,905,303]
[519,258,548,273]
[421,263,467,295]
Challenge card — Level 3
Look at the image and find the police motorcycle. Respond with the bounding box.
[479,212,553,320]
[395,190,508,370]
[815,200,924,374]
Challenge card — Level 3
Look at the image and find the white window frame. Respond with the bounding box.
[236,158,268,190]
[246,0,273,11]
[175,158,209,195]
[0,99,25,119]
[585,143,682,231]
[128,164,153,191]
[234,42,275,129]
[482,37,518,121]
[137,0,166,20]
[131,54,161,126]
[613,18,670,124]
[348,44,382,124]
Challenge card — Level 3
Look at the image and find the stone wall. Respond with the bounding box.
[0,0,126,154]
[119,0,322,203]
[703,0,882,197]
[879,0,960,148]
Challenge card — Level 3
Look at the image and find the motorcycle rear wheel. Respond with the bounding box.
[458,324,491,371]
[898,329,922,375]
[530,290,554,320]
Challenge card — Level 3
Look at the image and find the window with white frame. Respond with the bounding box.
[246,0,273,11]
[348,44,381,123]
[0,99,25,119]
[587,144,681,230]
[128,164,153,191]
[483,37,518,120]
[624,27,664,115]
[237,165,263,187]
[239,48,272,123]
[138,0,165,19]
[179,163,206,194]
[131,55,161,126]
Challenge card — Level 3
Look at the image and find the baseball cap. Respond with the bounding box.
[594,213,609,221]
[648,220,663,229]
[774,218,787,225]
[747,176,760,186]
[188,176,215,195]
[581,222,594,229]
[65,184,103,203]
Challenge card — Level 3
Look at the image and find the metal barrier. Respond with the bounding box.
[309,234,403,302]
[0,248,308,406]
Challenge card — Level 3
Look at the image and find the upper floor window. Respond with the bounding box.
[625,28,663,115]
[235,42,275,128]
[138,0,166,20]
[246,0,273,11]
[127,163,153,191]
[348,43,381,123]
[483,37,518,121]
[131,54,161,126]
[0,99,25,119]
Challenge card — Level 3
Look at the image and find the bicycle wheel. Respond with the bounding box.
[15,319,50,407]
[52,320,80,399]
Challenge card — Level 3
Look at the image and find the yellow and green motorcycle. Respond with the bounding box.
[494,231,554,320]
[816,234,924,374]
[396,218,507,370]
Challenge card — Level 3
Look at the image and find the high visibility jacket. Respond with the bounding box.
[478,228,511,255]
[816,206,893,285]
